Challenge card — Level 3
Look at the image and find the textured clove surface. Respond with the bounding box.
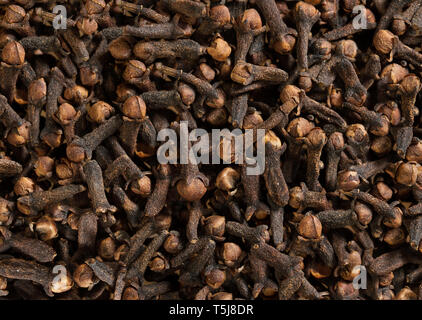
[1,0,422,301]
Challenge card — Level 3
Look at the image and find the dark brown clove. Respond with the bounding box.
[17,184,85,215]
[255,0,297,54]
[145,164,171,218]
[231,61,288,86]
[294,2,320,71]
[134,39,205,65]
[83,160,116,214]
[263,131,289,207]
[66,115,122,163]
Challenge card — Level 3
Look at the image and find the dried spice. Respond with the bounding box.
[1,0,422,302]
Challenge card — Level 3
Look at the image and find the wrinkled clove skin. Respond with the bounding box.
[254,98,298,134]
[26,77,47,147]
[361,54,382,89]
[377,0,414,32]
[73,211,98,262]
[137,281,173,300]
[226,221,269,244]
[303,128,327,192]
[107,136,147,182]
[60,28,89,65]
[66,115,123,163]
[103,154,145,190]
[155,63,218,100]
[171,236,209,268]
[119,95,148,156]
[249,253,278,298]
[298,92,347,132]
[369,248,422,276]
[145,164,171,218]
[83,160,116,214]
[0,159,22,178]
[335,56,368,106]
[395,75,421,158]
[112,185,142,228]
[241,163,269,221]
[231,61,288,86]
[161,0,206,19]
[344,123,371,163]
[85,258,117,286]
[250,242,301,276]
[255,0,297,54]
[269,203,285,251]
[101,18,192,40]
[126,230,169,281]
[349,156,393,181]
[294,2,320,71]
[170,122,209,202]
[53,103,81,144]
[0,258,55,297]
[17,184,86,215]
[139,118,158,150]
[141,90,186,111]
[406,215,422,251]
[229,8,264,130]
[281,119,310,184]
[40,67,66,149]
[407,202,422,217]
[134,39,205,65]
[289,182,331,213]
[323,9,377,41]
[19,35,65,59]
[345,189,396,220]
[178,238,215,287]
[263,132,289,207]
[325,132,345,191]
[186,200,203,243]
[0,94,24,129]
[0,227,56,263]
[233,8,265,63]
[123,221,155,267]
[251,242,321,300]
[230,93,249,129]
[113,0,170,24]
[316,209,360,230]
[374,29,422,67]
[119,119,143,157]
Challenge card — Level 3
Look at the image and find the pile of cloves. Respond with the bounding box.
[1,0,422,301]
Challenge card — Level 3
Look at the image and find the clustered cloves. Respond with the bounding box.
[0,0,422,302]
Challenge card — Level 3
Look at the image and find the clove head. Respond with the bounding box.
[215,167,239,192]
[66,144,86,163]
[176,178,207,202]
[373,29,395,55]
[207,38,231,62]
[122,95,146,120]
[298,214,322,239]
[2,40,25,65]
[210,5,231,26]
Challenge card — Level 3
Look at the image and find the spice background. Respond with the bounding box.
[0,0,422,300]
